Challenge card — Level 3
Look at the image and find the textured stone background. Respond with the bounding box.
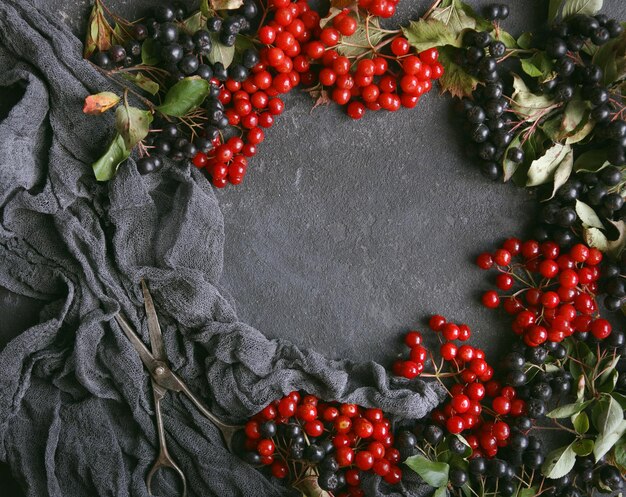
[2,0,626,495]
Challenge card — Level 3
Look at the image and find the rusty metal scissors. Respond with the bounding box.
[114,280,241,497]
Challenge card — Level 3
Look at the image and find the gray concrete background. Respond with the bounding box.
[3,0,626,494]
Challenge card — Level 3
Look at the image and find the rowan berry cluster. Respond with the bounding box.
[239,392,402,494]
[476,238,613,346]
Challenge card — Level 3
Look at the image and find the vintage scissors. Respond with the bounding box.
[114,280,242,497]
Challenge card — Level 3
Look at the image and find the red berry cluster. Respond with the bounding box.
[425,317,524,458]
[243,391,403,494]
[358,0,400,18]
[191,75,286,187]
[193,0,444,185]
[477,239,613,345]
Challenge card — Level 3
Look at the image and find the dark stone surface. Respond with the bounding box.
[2,0,626,494]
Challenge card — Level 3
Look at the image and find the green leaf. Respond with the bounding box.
[201,0,216,17]
[595,420,626,461]
[92,134,130,181]
[584,227,609,252]
[599,355,621,386]
[437,46,479,99]
[573,411,590,434]
[542,444,577,479]
[157,77,210,117]
[404,455,450,488]
[593,29,626,85]
[402,19,459,52]
[572,439,594,457]
[180,11,206,35]
[561,99,588,138]
[511,74,556,122]
[612,392,626,409]
[548,0,564,21]
[598,369,619,393]
[433,486,449,497]
[141,38,160,66]
[520,53,554,80]
[562,0,604,18]
[518,488,539,497]
[576,200,604,228]
[337,17,386,57]
[428,0,477,37]
[207,32,236,68]
[517,32,533,49]
[550,146,574,198]
[211,0,243,9]
[596,395,624,440]
[573,148,609,172]
[120,72,160,95]
[496,30,517,49]
[526,143,572,187]
[547,400,592,419]
[613,437,626,472]
[115,104,153,151]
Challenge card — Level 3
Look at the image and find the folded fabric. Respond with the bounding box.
[0,1,444,495]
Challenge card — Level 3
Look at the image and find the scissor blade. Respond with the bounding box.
[141,280,167,363]
[115,313,158,372]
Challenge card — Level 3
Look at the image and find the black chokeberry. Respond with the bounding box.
[154,5,176,23]
[92,51,112,69]
[423,424,444,445]
[157,22,179,44]
[546,37,568,58]
[242,48,260,69]
[196,64,213,80]
[161,44,184,65]
[179,55,199,75]
[450,468,468,487]
[305,444,325,463]
[137,156,161,175]
[484,4,501,21]
[507,147,524,163]
[469,457,487,475]
[607,19,624,38]
[228,64,248,82]
[591,27,611,45]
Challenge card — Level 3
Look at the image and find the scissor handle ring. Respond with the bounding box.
[146,457,187,497]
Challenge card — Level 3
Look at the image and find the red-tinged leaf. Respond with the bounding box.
[437,46,478,99]
[210,0,243,10]
[309,89,331,112]
[330,0,357,9]
[84,0,113,58]
[83,92,121,114]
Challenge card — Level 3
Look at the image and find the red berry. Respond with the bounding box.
[355,450,375,470]
[271,460,288,478]
[336,446,355,467]
[467,382,485,401]
[440,342,457,361]
[492,396,511,415]
[383,465,403,484]
[570,244,590,263]
[590,318,612,339]
[409,345,427,363]
[390,37,410,56]
[496,273,514,291]
[404,331,422,348]
[347,101,366,120]
[451,394,471,413]
[373,458,391,476]
[257,439,275,456]
[429,314,446,331]
[441,323,460,341]
[482,290,500,308]
[278,397,296,417]
[245,420,261,439]
[368,441,386,459]
[493,249,512,266]
[476,252,494,269]
[354,418,374,438]
[446,416,465,434]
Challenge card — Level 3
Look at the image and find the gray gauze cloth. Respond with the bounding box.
[0,1,444,496]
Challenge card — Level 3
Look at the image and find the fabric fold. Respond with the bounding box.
[0,0,444,495]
